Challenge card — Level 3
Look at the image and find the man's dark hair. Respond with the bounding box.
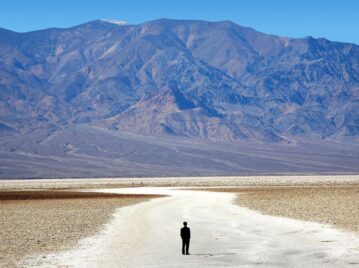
[183,221,187,226]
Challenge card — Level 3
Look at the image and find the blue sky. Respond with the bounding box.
[1,0,358,44]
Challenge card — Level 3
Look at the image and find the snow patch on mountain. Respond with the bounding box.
[100,19,129,26]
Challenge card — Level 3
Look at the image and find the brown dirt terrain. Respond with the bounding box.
[206,185,359,233]
[0,190,161,267]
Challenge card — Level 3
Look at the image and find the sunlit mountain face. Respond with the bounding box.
[1,18,359,141]
[0,19,358,178]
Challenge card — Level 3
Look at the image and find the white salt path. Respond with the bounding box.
[20,187,359,267]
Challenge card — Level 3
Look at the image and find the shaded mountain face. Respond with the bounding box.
[0,19,359,141]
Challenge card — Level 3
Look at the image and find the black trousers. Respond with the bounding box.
[182,239,190,254]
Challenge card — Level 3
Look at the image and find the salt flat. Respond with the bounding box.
[19,187,359,267]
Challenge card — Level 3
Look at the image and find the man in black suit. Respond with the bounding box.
[180,221,191,255]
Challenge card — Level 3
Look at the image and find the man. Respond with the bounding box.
[180,221,191,255]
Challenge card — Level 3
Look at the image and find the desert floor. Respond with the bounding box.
[1,175,359,267]
[206,185,359,233]
[0,191,159,267]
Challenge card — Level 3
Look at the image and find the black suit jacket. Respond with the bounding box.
[181,226,191,241]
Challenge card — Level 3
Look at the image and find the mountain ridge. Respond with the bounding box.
[1,18,359,142]
[0,18,358,178]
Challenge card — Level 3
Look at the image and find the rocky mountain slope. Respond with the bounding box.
[0,19,358,178]
[1,18,358,141]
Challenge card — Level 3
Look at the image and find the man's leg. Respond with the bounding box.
[182,239,185,255]
[186,240,190,255]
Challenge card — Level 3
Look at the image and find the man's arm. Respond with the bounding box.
[189,228,191,238]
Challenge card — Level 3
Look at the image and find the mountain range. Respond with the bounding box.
[0,18,358,178]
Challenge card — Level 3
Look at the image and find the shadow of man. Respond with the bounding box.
[180,221,191,255]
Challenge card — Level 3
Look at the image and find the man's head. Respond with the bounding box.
[183,221,187,226]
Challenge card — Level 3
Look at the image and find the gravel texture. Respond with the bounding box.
[0,190,158,267]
